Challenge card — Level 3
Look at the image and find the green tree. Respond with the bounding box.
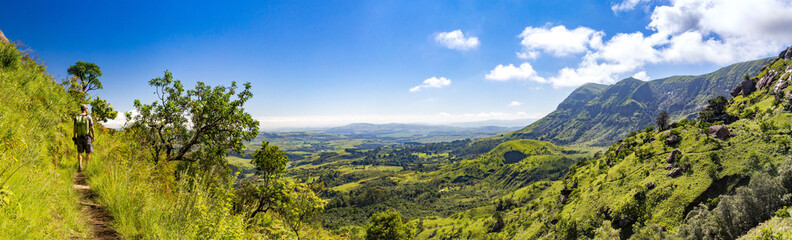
[130,70,259,165]
[0,42,21,70]
[237,142,326,239]
[366,210,412,240]
[90,97,118,123]
[698,96,730,123]
[66,61,103,94]
[656,110,670,130]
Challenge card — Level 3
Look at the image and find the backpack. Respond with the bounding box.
[75,114,91,136]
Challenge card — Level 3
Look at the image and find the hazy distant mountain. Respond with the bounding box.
[510,57,773,146]
[324,123,520,137]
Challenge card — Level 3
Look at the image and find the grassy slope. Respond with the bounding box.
[416,56,792,239]
[0,42,90,238]
[512,58,773,147]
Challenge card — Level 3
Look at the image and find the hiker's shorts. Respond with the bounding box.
[76,135,93,154]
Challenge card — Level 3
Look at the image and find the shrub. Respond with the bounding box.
[0,42,21,70]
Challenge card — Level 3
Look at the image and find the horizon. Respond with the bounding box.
[3,0,792,129]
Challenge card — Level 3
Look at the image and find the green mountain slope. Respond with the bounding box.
[414,47,792,239]
[512,58,773,146]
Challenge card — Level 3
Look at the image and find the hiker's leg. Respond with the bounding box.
[85,153,90,167]
[77,153,83,168]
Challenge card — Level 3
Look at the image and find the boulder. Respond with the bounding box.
[646,181,656,190]
[757,73,775,90]
[730,85,741,97]
[709,125,731,140]
[666,135,681,145]
[665,163,675,170]
[559,195,568,204]
[0,29,7,43]
[667,149,682,163]
[667,167,683,178]
[781,46,792,60]
[773,79,789,94]
[740,77,756,96]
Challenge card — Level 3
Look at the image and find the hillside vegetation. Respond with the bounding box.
[0,41,90,238]
[512,58,773,146]
[410,47,792,239]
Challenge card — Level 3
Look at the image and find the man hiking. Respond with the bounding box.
[73,104,95,171]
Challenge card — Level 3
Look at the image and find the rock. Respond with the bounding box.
[665,163,675,170]
[648,137,656,142]
[757,74,775,90]
[740,77,756,96]
[666,135,681,145]
[559,195,568,204]
[781,48,789,59]
[709,125,731,140]
[646,182,655,190]
[773,79,789,94]
[730,85,742,97]
[0,29,7,43]
[560,188,572,196]
[667,167,683,178]
[667,149,682,163]
[661,130,670,137]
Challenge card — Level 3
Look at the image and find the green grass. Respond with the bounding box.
[0,42,90,239]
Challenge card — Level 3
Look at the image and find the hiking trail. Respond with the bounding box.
[73,172,119,240]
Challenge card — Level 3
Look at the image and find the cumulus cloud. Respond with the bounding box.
[518,25,604,58]
[498,0,792,88]
[508,101,521,107]
[410,77,452,92]
[485,63,546,82]
[435,30,480,51]
[632,71,650,81]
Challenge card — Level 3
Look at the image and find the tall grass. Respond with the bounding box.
[0,42,90,239]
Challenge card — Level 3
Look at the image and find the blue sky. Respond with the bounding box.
[3,0,792,129]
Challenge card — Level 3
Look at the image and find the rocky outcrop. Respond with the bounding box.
[740,77,756,97]
[666,135,681,145]
[667,167,683,178]
[667,149,682,163]
[646,181,655,190]
[709,125,730,140]
[0,29,7,43]
[779,46,792,60]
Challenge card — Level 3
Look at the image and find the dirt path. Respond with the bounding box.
[73,172,119,240]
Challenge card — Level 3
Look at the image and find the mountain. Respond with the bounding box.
[511,58,774,146]
[413,47,792,239]
[323,123,520,138]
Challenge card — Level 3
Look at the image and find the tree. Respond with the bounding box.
[66,61,103,94]
[366,210,412,240]
[130,70,259,164]
[656,110,670,130]
[699,96,731,123]
[90,97,118,123]
[237,142,326,239]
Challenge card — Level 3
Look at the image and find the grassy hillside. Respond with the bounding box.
[512,58,773,147]
[412,49,792,239]
[0,41,90,238]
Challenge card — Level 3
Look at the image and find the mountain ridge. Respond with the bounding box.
[511,57,774,146]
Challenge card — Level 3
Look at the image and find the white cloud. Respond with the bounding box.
[502,0,792,88]
[101,110,137,129]
[435,30,480,51]
[508,101,521,107]
[611,0,651,12]
[632,71,650,81]
[256,112,547,130]
[518,25,604,58]
[485,62,546,82]
[410,77,452,92]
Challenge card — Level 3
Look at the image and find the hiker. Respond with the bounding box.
[73,104,95,171]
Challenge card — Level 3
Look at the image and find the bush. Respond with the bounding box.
[0,42,21,70]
